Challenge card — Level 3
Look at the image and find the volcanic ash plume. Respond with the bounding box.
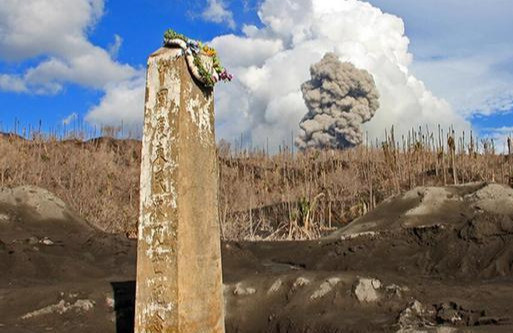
[296,53,380,150]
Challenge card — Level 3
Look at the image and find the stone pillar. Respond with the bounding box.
[134,47,225,333]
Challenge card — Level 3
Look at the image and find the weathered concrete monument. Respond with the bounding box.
[135,30,232,332]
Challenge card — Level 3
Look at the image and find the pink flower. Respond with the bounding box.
[219,69,233,82]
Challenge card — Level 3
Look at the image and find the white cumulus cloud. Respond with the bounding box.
[412,54,513,117]
[366,0,513,118]
[85,76,145,129]
[0,74,28,93]
[0,0,138,94]
[211,0,470,148]
[0,0,145,130]
[202,0,236,30]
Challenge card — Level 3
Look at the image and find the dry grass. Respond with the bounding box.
[0,127,511,240]
[219,126,513,240]
[0,134,140,233]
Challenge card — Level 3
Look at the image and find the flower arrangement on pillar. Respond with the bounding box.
[163,29,233,87]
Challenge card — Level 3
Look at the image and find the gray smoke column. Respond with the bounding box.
[296,52,380,150]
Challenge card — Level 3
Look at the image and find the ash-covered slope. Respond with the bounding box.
[1,184,513,332]
[0,186,136,333]
[223,183,513,332]
[328,182,513,239]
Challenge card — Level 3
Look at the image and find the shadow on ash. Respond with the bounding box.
[1,182,513,332]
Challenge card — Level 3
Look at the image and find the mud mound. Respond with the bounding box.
[324,183,513,279]
[469,183,513,215]
[317,214,513,279]
[0,132,25,142]
[0,186,86,223]
[0,186,135,332]
[0,186,94,245]
[0,186,135,281]
[329,182,513,239]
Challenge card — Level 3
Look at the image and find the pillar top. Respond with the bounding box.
[159,28,233,87]
[149,47,182,59]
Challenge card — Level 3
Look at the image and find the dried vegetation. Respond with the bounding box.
[0,126,512,240]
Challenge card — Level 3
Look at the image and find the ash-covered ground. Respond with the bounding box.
[1,183,513,332]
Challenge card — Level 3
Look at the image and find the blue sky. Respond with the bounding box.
[0,0,512,146]
[0,0,251,132]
